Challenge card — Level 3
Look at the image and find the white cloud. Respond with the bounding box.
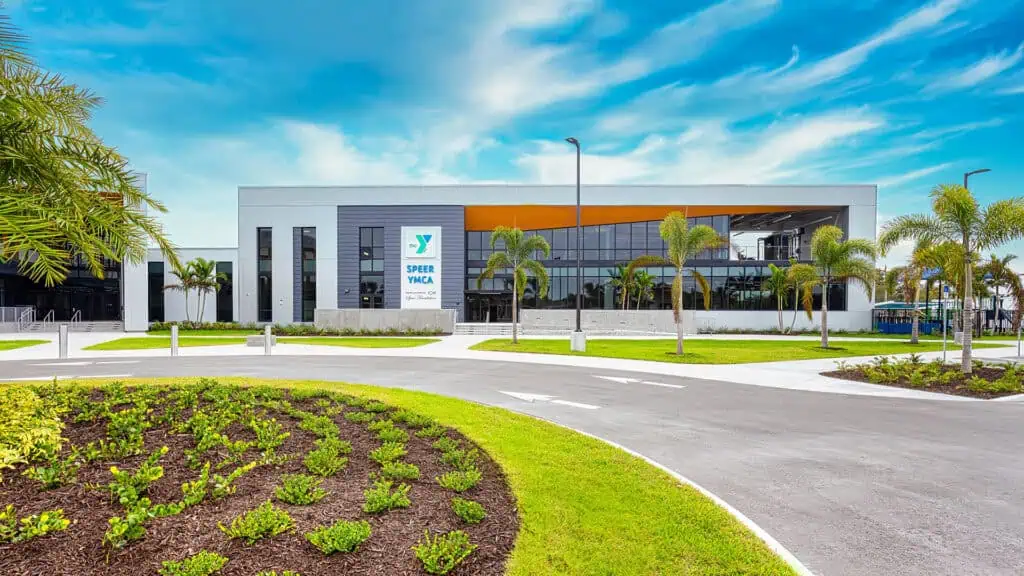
[912,118,1004,139]
[876,163,953,188]
[926,43,1024,92]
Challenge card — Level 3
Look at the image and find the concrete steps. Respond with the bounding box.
[21,321,124,333]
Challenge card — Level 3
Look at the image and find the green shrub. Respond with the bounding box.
[369,442,407,465]
[315,436,352,454]
[432,436,461,454]
[103,496,185,549]
[362,479,411,513]
[907,369,928,388]
[218,501,294,544]
[441,448,479,472]
[305,519,372,555]
[451,497,486,524]
[22,450,81,489]
[0,505,70,543]
[299,414,340,438]
[377,427,409,443]
[304,445,348,477]
[0,387,65,483]
[343,411,375,424]
[416,424,447,439]
[108,446,168,506]
[367,419,394,432]
[250,417,290,452]
[436,468,482,493]
[288,388,333,401]
[412,530,477,575]
[158,550,229,576]
[966,375,1022,394]
[362,401,390,413]
[391,409,434,428]
[380,461,420,480]
[275,474,328,505]
[211,461,257,500]
[181,462,211,507]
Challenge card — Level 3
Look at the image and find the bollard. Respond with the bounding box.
[170,325,179,357]
[58,323,68,359]
[264,325,272,356]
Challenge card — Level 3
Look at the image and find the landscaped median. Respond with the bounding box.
[0,339,48,352]
[84,337,440,351]
[471,338,1005,364]
[0,377,799,576]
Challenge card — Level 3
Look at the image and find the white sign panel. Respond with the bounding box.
[400,226,442,309]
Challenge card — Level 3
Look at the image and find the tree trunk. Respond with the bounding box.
[789,285,800,334]
[962,253,973,374]
[820,281,830,349]
[183,291,191,324]
[994,288,1000,334]
[777,295,784,333]
[512,276,519,345]
[910,284,920,345]
[675,271,684,355]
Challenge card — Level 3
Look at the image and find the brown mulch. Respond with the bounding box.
[0,389,518,576]
[823,365,1021,399]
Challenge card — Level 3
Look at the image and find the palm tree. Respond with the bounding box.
[979,253,1022,334]
[763,263,790,333]
[627,212,722,355]
[478,227,550,344]
[608,263,633,310]
[633,270,655,310]
[787,261,818,333]
[881,240,934,344]
[189,257,227,324]
[880,184,1024,373]
[809,225,877,348]
[164,262,197,324]
[0,16,178,285]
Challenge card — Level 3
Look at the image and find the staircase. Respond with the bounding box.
[21,321,124,333]
[454,323,520,336]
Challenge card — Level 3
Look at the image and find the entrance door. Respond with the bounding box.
[465,292,513,323]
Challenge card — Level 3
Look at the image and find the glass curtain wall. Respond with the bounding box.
[359,227,384,309]
[257,228,272,322]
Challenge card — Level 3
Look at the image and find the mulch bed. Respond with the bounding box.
[0,385,518,575]
[823,365,1021,399]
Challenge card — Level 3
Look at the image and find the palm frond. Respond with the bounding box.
[692,269,711,311]
[878,215,947,255]
[522,259,549,298]
[978,197,1024,249]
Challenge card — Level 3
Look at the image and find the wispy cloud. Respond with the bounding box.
[876,163,953,188]
[926,42,1024,92]
[912,118,1004,139]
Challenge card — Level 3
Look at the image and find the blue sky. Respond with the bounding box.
[8,0,1024,265]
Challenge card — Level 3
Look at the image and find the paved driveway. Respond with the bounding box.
[2,356,1022,575]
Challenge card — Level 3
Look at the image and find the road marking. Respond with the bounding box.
[96,360,140,365]
[550,399,600,410]
[499,390,600,410]
[0,373,133,382]
[30,361,93,367]
[594,375,686,389]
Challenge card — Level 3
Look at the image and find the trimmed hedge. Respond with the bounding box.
[148,321,446,337]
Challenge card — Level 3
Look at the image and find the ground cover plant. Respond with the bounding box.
[825,355,1024,398]
[472,337,1004,364]
[0,379,516,575]
[148,321,445,337]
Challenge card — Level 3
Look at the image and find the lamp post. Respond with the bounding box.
[963,168,991,338]
[963,168,991,189]
[565,137,585,351]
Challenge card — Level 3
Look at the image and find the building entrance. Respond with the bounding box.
[465,292,513,323]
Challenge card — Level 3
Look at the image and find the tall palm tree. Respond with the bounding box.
[478,227,550,344]
[880,184,1024,373]
[627,212,722,355]
[809,225,877,348]
[0,16,178,285]
[881,240,934,344]
[633,270,655,310]
[979,253,1022,334]
[189,257,227,324]
[608,263,633,310]
[164,262,197,324]
[763,263,790,333]
[787,261,818,333]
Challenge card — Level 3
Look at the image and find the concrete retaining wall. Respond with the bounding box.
[315,308,456,333]
[519,309,871,334]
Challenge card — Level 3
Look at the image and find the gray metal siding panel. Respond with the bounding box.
[292,227,301,322]
[337,206,465,318]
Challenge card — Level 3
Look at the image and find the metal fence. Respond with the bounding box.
[0,306,33,324]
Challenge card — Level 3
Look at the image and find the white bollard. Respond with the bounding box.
[264,325,272,356]
[170,325,179,357]
[58,323,68,359]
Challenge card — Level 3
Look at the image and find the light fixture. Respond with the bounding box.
[770,214,793,225]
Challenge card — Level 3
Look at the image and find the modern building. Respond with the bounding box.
[2,184,879,333]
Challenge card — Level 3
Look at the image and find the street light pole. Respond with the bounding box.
[566,137,585,351]
[964,168,990,189]
[963,168,991,339]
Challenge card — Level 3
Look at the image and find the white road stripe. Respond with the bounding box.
[96,360,141,365]
[595,375,685,389]
[640,381,687,389]
[550,399,600,410]
[29,361,93,367]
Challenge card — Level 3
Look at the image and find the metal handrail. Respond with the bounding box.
[70,309,82,324]
[18,307,34,332]
[43,310,55,324]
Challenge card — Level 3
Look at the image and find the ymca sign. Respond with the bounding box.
[400,226,442,309]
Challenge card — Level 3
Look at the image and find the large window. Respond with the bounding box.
[257,228,272,322]
[359,227,384,309]
[299,227,316,321]
[216,261,233,322]
[147,261,164,322]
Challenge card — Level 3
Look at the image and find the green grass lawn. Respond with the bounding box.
[83,336,246,351]
[768,332,1018,341]
[471,338,1005,364]
[278,337,440,348]
[0,339,48,352]
[49,376,796,575]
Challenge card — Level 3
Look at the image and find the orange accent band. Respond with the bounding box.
[463,205,806,231]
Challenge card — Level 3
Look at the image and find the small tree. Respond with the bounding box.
[633,270,655,310]
[809,225,877,348]
[608,263,633,310]
[478,227,550,344]
[164,262,197,324]
[763,263,789,333]
[881,240,933,344]
[627,212,722,355]
[189,257,227,324]
[979,253,1022,334]
[787,262,818,333]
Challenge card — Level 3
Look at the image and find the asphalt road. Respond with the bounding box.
[2,355,1022,576]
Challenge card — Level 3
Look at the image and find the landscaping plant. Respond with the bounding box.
[380,461,421,481]
[158,550,229,576]
[412,530,477,575]
[0,505,70,543]
[362,478,412,513]
[218,501,295,544]
[451,497,486,524]
[305,519,372,555]
[436,468,482,493]
[369,442,407,465]
[275,474,328,505]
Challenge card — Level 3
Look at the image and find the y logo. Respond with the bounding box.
[415,234,432,254]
